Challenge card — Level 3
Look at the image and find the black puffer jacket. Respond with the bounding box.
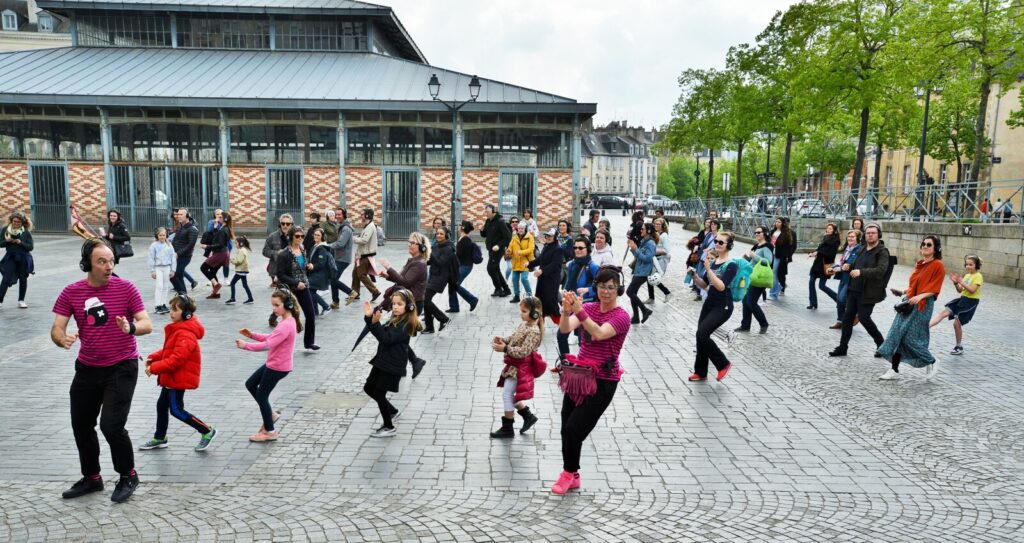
[366,316,409,377]
[172,220,199,258]
[426,239,458,293]
[107,219,130,244]
[482,213,512,253]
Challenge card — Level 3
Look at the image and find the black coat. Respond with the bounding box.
[206,227,230,253]
[456,236,476,267]
[530,242,563,317]
[275,247,309,291]
[107,219,130,244]
[366,316,409,377]
[482,213,512,253]
[171,220,199,258]
[0,226,33,285]
[809,234,840,279]
[848,241,891,304]
[771,229,796,276]
[426,240,458,292]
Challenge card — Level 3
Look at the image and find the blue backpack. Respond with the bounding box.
[729,258,753,302]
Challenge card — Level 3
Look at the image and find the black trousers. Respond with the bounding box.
[487,249,509,292]
[561,379,618,472]
[294,288,317,348]
[0,275,27,303]
[741,286,769,329]
[228,273,253,302]
[330,261,353,303]
[70,358,138,477]
[694,298,733,377]
[155,388,210,439]
[647,282,671,298]
[626,275,649,318]
[839,290,884,349]
[422,287,449,330]
[364,370,400,429]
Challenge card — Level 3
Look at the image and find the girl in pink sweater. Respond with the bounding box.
[236,290,301,442]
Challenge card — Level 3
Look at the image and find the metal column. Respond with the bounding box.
[219,110,229,210]
[571,119,582,228]
[338,113,346,207]
[452,115,463,226]
[99,108,113,209]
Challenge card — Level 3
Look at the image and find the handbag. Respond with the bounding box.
[114,241,134,259]
[647,256,664,286]
[894,300,914,315]
[750,259,773,288]
[557,355,598,406]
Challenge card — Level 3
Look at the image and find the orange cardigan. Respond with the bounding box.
[907,258,945,311]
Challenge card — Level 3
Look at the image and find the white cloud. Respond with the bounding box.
[385,0,798,129]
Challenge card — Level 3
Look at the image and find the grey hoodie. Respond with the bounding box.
[330,219,354,264]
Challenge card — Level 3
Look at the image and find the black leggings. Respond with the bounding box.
[647,282,671,298]
[741,286,769,329]
[694,299,733,377]
[294,288,317,348]
[423,287,449,330]
[561,379,618,472]
[155,388,210,439]
[229,273,253,302]
[364,372,399,429]
[0,275,27,303]
[626,275,649,318]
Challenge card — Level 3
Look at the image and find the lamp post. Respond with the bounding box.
[693,152,702,216]
[915,81,941,215]
[428,73,482,228]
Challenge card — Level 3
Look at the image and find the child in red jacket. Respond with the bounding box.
[489,296,546,438]
[139,295,217,452]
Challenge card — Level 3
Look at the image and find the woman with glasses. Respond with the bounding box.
[825,230,863,329]
[735,226,773,334]
[687,231,737,382]
[531,229,564,324]
[263,214,293,291]
[646,217,672,303]
[558,236,601,357]
[504,216,519,283]
[625,223,656,324]
[806,222,840,310]
[876,235,945,380]
[274,226,319,351]
[0,211,34,309]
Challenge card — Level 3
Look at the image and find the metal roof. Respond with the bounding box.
[0,47,596,115]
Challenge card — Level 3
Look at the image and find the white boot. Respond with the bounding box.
[925,361,939,379]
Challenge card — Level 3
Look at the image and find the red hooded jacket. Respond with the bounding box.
[496,351,547,402]
[146,316,205,390]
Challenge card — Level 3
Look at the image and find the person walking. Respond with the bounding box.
[236,289,301,442]
[508,222,535,303]
[979,198,989,223]
[806,223,840,310]
[646,217,672,302]
[361,290,420,438]
[0,211,34,309]
[503,216,519,283]
[829,224,890,357]
[769,217,795,300]
[199,212,233,299]
[591,229,615,267]
[421,226,457,334]
[580,209,601,242]
[558,236,600,358]
[551,269,631,495]
[489,296,545,438]
[147,227,175,314]
[52,238,153,503]
[349,208,381,304]
[625,223,656,324]
[877,235,945,380]
[930,254,982,355]
[224,235,254,305]
[687,231,737,382]
[736,226,773,334]
[202,209,232,282]
[328,209,354,309]
[378,232,429,314]
[826,230,863,329]
[169,208,199,297]
[275,226,319,351]
[306,226,337,315]
[139,294,217,452]
[263,214,292,290]
[105,210,132,267]
[453,220,480,312]
[169,209,199,291]
[531,229,564,324]
[482,204,513,297]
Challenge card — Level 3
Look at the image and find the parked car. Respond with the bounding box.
[646,194,681,210]
[593,195,629,209]
[791,198,826,218]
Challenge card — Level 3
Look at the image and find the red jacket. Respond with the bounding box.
[146,317,205,390]
[496,351,547,402]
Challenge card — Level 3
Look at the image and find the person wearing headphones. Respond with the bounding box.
[422,226,457,334]
[139,294,216,452]
[490,296,545,439]
[349,208,381,304]
[362,289,421,438]
[829,223,890,357]
[51,238,153,503]
[687,231,737,382]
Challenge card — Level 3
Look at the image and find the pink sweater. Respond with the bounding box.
[242,317,296,372]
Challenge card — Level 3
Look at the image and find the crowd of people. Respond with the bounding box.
[0,200,986,503]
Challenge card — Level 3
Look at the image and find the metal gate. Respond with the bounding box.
[112,165,222,233]
[499,170,537,218]
[28,163,69,231]
[266,167,303,233]
[383,169,419,239]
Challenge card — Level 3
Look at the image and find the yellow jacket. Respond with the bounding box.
[509,234,535,271]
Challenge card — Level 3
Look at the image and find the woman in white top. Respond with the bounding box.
[520,209,540,239]
[591,229,615,267]
[646,218,672,301]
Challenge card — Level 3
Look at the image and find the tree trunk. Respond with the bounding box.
[970,77,991,187]
[736,141,744,196]
[782,132,793,193]
[706,149,715,200]
[872,143,882,190]
[851,107,870,212]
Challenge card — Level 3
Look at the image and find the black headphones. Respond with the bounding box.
[172,294,196,320]
[80,238,111,272]
[595,265,626,296]
[410,233,427,255]
[394,288,416,313]
[522,296,541,320]
[275,289,296,310]
[866,223,883,239]
[436,225,451,242]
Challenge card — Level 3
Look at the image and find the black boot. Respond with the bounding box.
[489,416,515,439]
[517,406,538,434]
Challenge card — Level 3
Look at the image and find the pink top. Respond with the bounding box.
[242,317,296,372]
[575,302,631,381]
[53,277,145,367]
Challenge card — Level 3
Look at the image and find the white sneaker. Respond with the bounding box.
[726,331,737,346]
[18,301,27,308]
[369,426,396,438]
[878,369,900,380]
[925,361,939,379]
[664,293,672,302]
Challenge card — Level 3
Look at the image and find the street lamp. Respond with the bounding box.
[915,81,941,214]
[428,73,482,227]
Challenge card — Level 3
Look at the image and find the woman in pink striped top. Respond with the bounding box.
[236,290,301,442]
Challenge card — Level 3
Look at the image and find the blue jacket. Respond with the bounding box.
[833,243,863,288]
[564,257,600,301]
[631,237,657,277]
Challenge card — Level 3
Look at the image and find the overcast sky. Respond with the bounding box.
[386,0,798,130]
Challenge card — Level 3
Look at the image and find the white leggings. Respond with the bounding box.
[502,378,518,412]
[153,265,171,307]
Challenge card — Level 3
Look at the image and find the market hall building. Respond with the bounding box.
[0,0,595,235]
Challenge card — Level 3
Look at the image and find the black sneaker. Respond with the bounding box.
[110,474,139,503]
[411,357,427,379]
[62,477,103,499]
[243,299,255,304]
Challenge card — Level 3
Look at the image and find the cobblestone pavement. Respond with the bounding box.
[1,216,1022,542]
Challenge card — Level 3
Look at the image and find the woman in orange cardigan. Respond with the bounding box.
[876,235,946,380]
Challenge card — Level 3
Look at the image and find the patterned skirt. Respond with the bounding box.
[877,298,936,368]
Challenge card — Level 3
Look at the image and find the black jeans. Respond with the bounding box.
[364,374,399,429]
[294,288,317,348]
[154,388,210,439]
[245,365,289,432]
[69,358,138,477]
[647,282,671,298]
[694,298,733,377]
[0,275,27,303]
[330,261,353,303]
[839,290,885,349]
[228,273,253,302]
[169,256,191,295]
[487,249,509,292]
[626,275,649,318]
[422,287,449,330]
[561,379,618,472]
[740,286,768,329]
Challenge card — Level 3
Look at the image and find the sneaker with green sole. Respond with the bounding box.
[195,427,217,451]
[139,438,167,450]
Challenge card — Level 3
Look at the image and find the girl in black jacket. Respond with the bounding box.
[362,288,420,438]
[105,209,131,266]
[422,227,458,333]
[807,223,840,310]
[275,226,318,350]
[0,212,34,308]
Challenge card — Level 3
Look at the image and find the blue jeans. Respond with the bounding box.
[808,276,838,308]
[454,264,478,309]
[770,258,782,298]
[170,256,192,295]
[836,279,850,321]
[511,270,532,297]
[245,365,289,432]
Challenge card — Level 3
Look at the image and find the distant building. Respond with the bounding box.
[0,0,70,52]
[581,121,658,198]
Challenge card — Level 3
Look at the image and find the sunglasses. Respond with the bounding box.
[714,239,727,246]
[921,242,934,248]
[280,222,292,226]
[754,230,764,234]
[293,234,304,239]
[574,246,587,250]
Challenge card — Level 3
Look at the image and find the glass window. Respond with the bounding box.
[2,11,17,31]
[111,123,219,163]
[229,125,338,164]
[345,126,451,166]
[464,128,569,168]
[38,13,53,32]
[177,14,270,49]
[78,12,172,47]
[276,18,366,51]
[346,127,381,165]
[0,120,102,160]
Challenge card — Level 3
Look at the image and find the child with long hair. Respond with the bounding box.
[139,294,217,452]
[236,290,302,442]
[489,296,545,438]
[148,227,175,314]
[929,254,983,355]
[362,289,420,438]
[225,235,254,305]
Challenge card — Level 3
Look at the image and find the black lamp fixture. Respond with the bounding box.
[468,75,481,101]
[428,73,441,99]
[428,73,481,102]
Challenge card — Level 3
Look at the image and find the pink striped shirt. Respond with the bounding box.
[242,317,296,372]
[576,302,631,381]
[53,277,145,367]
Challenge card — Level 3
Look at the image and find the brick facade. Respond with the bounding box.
[461,169,499,233]
[420,169,452,231]
[344,167,383,226]
[227,167,265,229]
[67,163,107,227]
[0,162,30,216]
[537,170,574,231]
[304,166,340,220]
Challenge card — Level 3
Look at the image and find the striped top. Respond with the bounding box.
[53,277,145,367]
[576,302,631,381]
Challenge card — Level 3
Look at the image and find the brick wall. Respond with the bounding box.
[344,167,383,225]
[421,169,452,231]
[462,169,499,233]
[67,163,107,226]
[537,170,574,232]
[227,167,265,229]
[0,162,30,215]
[304,166,340,220]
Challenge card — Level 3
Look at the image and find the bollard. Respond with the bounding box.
[601,209,606,217]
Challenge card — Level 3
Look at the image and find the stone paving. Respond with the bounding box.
[1,215,1023,542]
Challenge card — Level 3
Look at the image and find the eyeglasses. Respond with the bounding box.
[574,246,587,250]
[714,239,727,246]
[408,240,418,245]
[596,284,619,292]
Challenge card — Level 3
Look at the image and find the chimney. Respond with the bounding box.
[27,0,38,24]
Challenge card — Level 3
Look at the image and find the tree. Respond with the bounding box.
[925,70,987,183]
[663,68,732,199]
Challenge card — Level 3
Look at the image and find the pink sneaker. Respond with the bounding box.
[551,470,581,495]
[249,429,279,442]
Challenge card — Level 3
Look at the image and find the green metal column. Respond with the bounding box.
[338,113,346,208]
[99,108,113,209]
[453,114,464,225]
[571,119,582,228]
[219,110,229,210]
